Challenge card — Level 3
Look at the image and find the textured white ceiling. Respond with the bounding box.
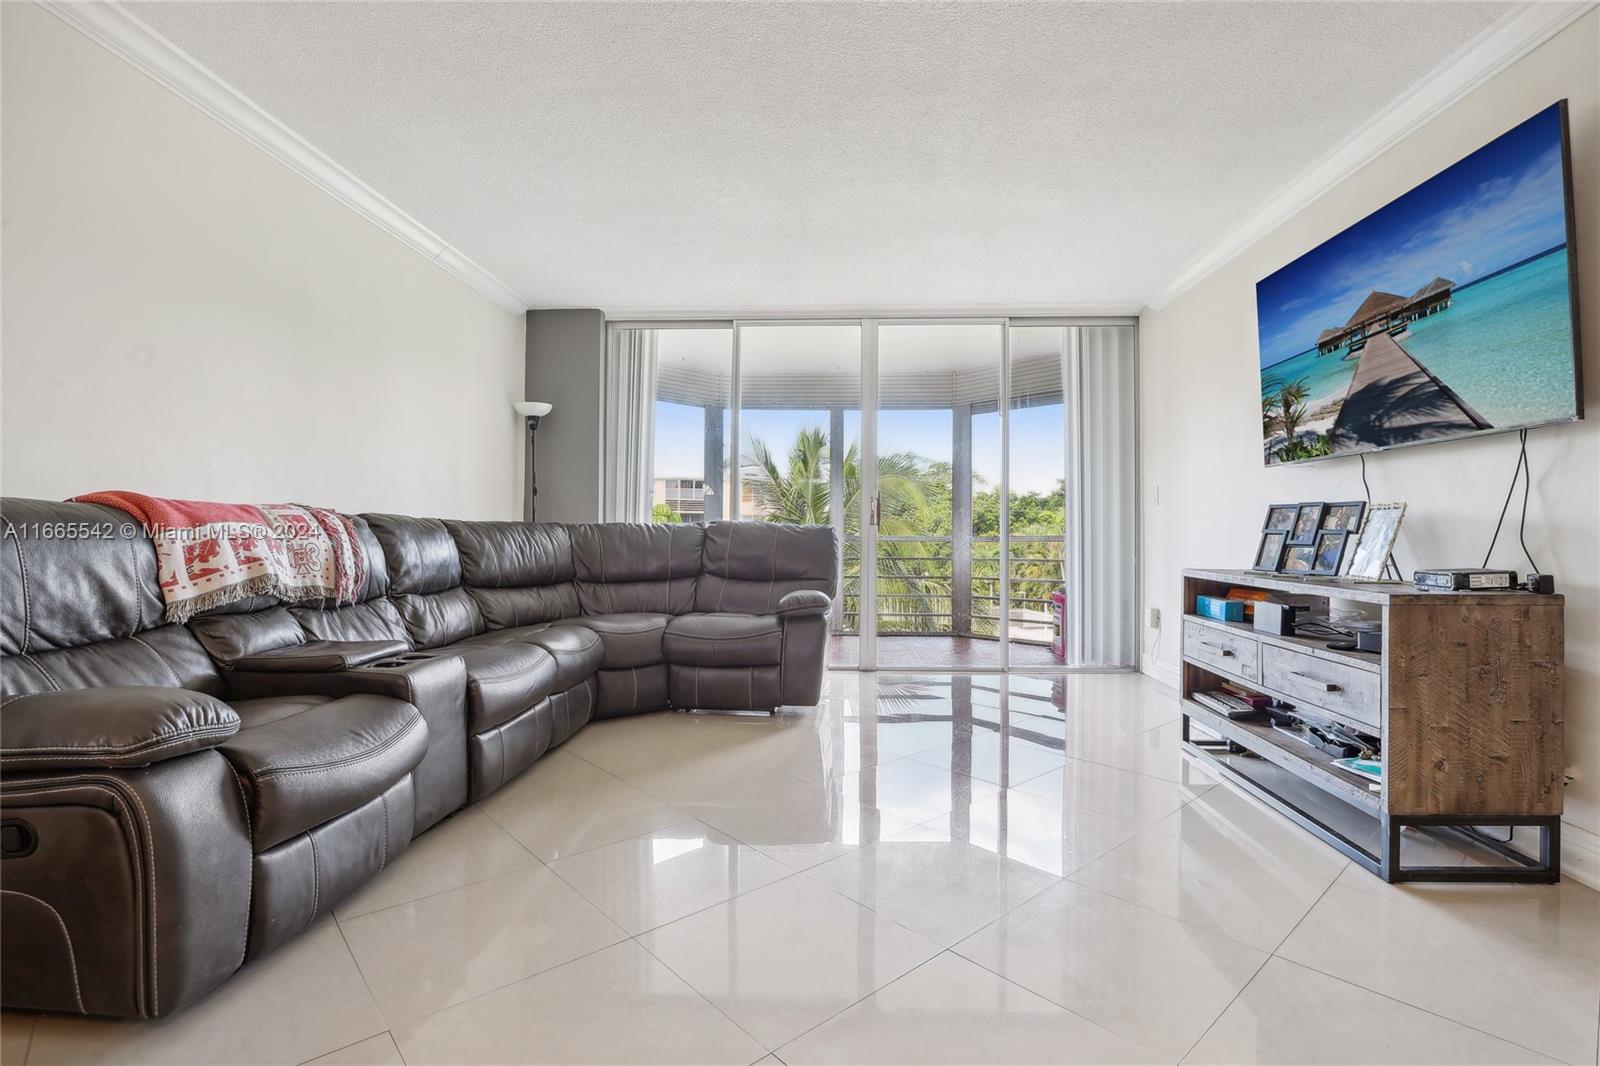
[134,1,1513,312]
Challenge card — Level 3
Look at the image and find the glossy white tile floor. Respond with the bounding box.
[5,671,1598,1065]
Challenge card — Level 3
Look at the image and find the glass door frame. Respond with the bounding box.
[865,318,1009,673]
[608,314,1139,675]
[729,321,867,654]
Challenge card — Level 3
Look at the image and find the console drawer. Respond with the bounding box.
[1260,644,1380,732]
[1183,620,1259,682]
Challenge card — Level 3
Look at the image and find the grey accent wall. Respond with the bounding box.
[525,309,605,522]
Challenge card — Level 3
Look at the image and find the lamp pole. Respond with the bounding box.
[513,401,553,522]
[524,413,541,522]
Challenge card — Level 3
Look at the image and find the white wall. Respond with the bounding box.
[1139,11,1600,882]
[1,5,526,518]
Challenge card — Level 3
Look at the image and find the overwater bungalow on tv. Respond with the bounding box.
[1315,276,1455,355]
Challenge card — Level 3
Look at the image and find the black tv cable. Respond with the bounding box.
[1482,429,1541,574]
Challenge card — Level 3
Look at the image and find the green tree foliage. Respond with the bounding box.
[651,502,683,524]
[742,428,1065,636]
[1262,375,1334,461]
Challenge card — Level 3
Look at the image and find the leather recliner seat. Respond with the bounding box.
[0,496,837,1019]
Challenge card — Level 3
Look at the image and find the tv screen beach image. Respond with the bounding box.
[1257,102,1580,465]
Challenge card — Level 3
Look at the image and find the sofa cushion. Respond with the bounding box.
[291,597,410,645]
[362,514,461,595]
[695,522,838,614]
[0,499,165,655]
[445,520,576,587]
[362,514,484,649]
[575,613,670,670]
[190,607,307,664]
[663,613,783,667]
[459,623,604,692]
[0,499,227,698]
[570,524,704,615]
[445,520,581,630]
[416,641,559,733]
[392,586,484,650]
[221,693,428,851]
[1,623,226,699]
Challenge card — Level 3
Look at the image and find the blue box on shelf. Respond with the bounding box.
[1196,595,1246,622]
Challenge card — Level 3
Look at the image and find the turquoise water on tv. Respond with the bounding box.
[1400,247,1578,429]
[1260,246,1579,429]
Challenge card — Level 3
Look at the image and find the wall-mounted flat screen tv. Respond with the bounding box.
[1257,100,1583,465]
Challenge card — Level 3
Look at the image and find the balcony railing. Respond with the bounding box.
[837,534,1064,645]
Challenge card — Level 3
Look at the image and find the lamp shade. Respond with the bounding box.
[513,401,553,418]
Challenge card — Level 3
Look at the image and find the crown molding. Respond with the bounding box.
[1145,0,1596,312]
[600,302,1146,322]
[41,0,529,315]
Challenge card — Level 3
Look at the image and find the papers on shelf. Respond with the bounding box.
[1332,756,1382,783]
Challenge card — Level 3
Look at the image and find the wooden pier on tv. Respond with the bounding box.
[1179,568,1564,883]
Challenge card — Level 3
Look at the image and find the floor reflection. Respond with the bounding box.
[784,672,1179,877]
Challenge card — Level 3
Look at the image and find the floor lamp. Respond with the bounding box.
[513,401,553,521]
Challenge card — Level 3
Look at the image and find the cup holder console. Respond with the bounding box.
[367,653,435,670]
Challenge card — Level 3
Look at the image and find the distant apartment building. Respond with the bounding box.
[653,477,707,519]
[652,476,771,521]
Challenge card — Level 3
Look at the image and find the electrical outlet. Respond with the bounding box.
[1146,607,1161,629]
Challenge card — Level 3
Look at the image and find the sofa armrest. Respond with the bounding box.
[224,654,469,832]
[2,750,252,1016]
[777,589,832,618]
[0,687,239,771]
[230,639,410,672]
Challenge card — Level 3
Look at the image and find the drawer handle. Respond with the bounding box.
[1289,670,1341,693]
[1198,641,1235,658]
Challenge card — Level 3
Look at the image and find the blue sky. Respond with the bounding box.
[654,402,1065,494]
[1256,103,1569,368]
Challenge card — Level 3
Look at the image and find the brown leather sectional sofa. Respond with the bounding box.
[0,498,838,1018]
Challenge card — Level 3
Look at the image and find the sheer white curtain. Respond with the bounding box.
[602,329,658,523]
[1062,324,1138,668]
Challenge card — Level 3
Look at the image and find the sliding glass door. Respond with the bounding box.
[614,317,1136,673]
[874,323,1005,670]
[736,323,864,667]
[1006,327,1069,667]
[649,328,733,522]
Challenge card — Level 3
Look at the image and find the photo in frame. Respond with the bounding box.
[1322,501,1366,533]
[1255,530,1288,572]
[1281,544,1317,574]
[1310,529,1349,576]
[1290,503,1326,545]
[1346,502,1407,579]
[1264,504,1299,531]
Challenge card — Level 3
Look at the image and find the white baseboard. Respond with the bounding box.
[1140,657,1180,693]
[1560,820,1599,890]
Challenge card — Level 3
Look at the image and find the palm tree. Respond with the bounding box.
[744,428,831,523]
[1264,377,1337,460]
[1274,379,1311,445]
[743,429,952,633]
[1261,377,1281,437]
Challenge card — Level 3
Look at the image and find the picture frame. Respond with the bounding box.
[1264,504,1299,532]
[1254,530,1287,572]
[1346,502,1407,580]
[1280,543,1317,574]
[1322,500,1366,533]
[1289,502,1325,545]
[1310,529,1349,576]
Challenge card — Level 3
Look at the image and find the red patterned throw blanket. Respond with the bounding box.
[72,491,366,623]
